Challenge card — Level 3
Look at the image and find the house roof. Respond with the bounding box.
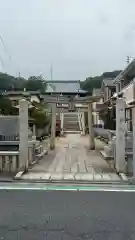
[100,79,115,93]
[2,91,40,96]
[46,81,87,93]
[102,79,115,87]
[92,88,101,96]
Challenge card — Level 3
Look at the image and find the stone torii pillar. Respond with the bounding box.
[115,98,126,173]
[60,109,64,136]
[50,103,56,149]
[81,112,85,135]
[88,102,95,150]
[19,99,29,171]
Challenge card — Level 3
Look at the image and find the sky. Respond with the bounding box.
[0,0,135,81]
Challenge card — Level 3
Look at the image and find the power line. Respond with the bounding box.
[0,35,11,61]
[0,56,4,68]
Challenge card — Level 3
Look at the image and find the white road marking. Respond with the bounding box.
[0,184,135,192]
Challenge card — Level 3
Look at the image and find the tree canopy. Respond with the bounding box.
[0,70,121,95]
[29,106,50,128]
[0,73,46,92]
[0,73,48,127]
[25,75,46,92]
[0,96,18,115]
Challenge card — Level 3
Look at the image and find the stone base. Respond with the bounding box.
[89,147,95,150]
[100,150,114,160]
[81,132,86,136]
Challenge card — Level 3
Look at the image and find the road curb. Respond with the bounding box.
[14,178,129,185]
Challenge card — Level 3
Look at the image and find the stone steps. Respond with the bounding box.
[64,130,81,134]
[63,112,80,132]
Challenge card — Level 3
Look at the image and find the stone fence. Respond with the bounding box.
[98,128,134,176]
[0,99,47,175]
[0,140,45,174]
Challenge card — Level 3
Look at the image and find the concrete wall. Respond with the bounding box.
[122,82,135,104]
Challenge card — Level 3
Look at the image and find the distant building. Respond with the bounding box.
[45,80,88,111]
[45,80,87,96]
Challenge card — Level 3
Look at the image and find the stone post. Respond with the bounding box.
[81,112,85,135]
[32,124,36,163]
[78,111,82,133]
[60,111,64,136]
[116,98,126,173]
[19,99,28,171]
[33,124,36,137]
[79,112,85,136]
[116,83,119,94]
[88,102,95,150]
[50,103,56,149]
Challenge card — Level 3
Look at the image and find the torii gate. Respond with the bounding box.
[0,90,101,151]
[40,94,101,150]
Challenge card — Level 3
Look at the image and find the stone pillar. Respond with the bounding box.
[116,98,126,173]
[33,124,36,137]
[88,102,95,150]
[60,111,64,135]
[50,103,56,149]
[116,83,119,94]
[81,112,85,135]
[19,99,28,171]
[132,107,135,177]
[78,112,82,133]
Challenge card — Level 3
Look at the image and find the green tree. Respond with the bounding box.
[0,73,16,91]
[0,96,18,115]
[0,72,27,91]
[25,75,46,92]
[29,106,50,128]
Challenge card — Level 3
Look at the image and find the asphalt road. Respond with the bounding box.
[0,189,135,239]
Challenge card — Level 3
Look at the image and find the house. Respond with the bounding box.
[101,79,116,103]
[113,59,135,131]
[113,59,135,105]
[93,79,116,129]
[1,90,41,106]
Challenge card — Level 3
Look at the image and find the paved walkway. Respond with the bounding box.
[21,134,120,181]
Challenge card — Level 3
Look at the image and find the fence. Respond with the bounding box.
[0,140,44,173]
[0,100,45,174]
